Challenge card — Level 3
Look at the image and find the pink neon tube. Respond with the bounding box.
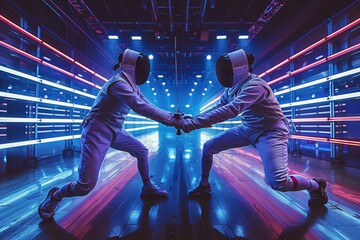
[290,135,360,147]
[259,17,360,78]
[0,40,101,89]
[291,117,360,122]
[0,14,107,82]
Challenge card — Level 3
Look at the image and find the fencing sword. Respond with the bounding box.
[173,36,182,135]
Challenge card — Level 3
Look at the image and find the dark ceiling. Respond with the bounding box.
[52,0,357,63]
[15,0,360,111]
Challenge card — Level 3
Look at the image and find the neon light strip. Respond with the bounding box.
[201,49,359,113]
[215,120,242,124]
[0,118,164,125]
[0,40,41,63]
[268,43,360,85]
[290,135,360,147]
[0,134,81,149]
[0,15,42,43]
[41,61,75,78]
[259,17,360,78]
[328,43,360,60]
[200,97,221,112]
[0,118,158,124]
[0,125,159,149]
[0,66,97,99]
[280,91,360,108]
[201,67,360,112]
[0,91,92,110]
[274,67,360,95]
[201,124,360,147]
[0,40,102,89]
[291,116,360,123]
[127,113,150,119]
[0,14,107,82]
[0,117,83,123]
[0,97,153,122]
[210,127,230,131]
[125,125,159,132]
[43,42,74,62]
[74,61,95,75]
[124,121,159,125]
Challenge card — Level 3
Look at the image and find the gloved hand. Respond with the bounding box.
[181,118,196,133]
[169,113,183,129]
[180,115,212,133]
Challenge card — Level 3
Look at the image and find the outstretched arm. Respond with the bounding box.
[109,81,180,127]
[181,83,268,132]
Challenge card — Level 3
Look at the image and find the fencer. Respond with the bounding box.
[180,49,328,206]
[39,49,181,221]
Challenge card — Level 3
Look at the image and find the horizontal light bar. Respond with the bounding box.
[0,14,107,82]
[0,91,40,102]
[267,42,360,86]
[0,14,42,43]
[43,42,74,62]
[0,134,81,149]
[0,91,92,110]
[108,35,119,40]
[211,126,230,131]
[125,125,159,132]
[290,135,360,147]
[131,36,142,40]
[0,66,97,99]
[216,35,227,40]
[259,17,360,78]
[74,61,95,75]
[200,96,221,112]
[40,135,81,143]
[0,41,101,89]
[238,35,249,39]
[0,139,40,149]
[0,95,152,123]
[280,91,360,108]
[0,117,83,123]
[214,120,242,125]
[328,91,360,101]
[206,42,360,111]
[290,116,360,123]
[0,40,41,63]
[274,67,360,96]
[127,113,151,120]
[201,66,360,114]
[124,121,159,125]
[280,97,327,108]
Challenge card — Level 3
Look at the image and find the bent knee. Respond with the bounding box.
[73,182,96,196]
[132,147,148,160]
[203,139,215,152]
[270,180,292,192]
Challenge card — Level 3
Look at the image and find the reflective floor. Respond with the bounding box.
[0,129,359,240]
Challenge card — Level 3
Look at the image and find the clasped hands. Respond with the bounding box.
[171,113,197,133]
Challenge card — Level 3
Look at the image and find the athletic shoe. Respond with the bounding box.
[308,178,328,206]
[38,187,61,220]
[188,183,211,197]
[141,184,168,198]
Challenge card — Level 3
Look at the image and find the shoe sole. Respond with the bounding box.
[308,178,328,206]
[140,192,168,198]
[188,189,211,197]
[38,187,59,221]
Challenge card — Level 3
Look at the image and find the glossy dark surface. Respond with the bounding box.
[0,129,359,240]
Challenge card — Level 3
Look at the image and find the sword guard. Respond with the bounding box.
[174,111,182,135]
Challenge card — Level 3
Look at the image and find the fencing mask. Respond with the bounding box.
[112,48,150,86]
[215,49,251,88]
